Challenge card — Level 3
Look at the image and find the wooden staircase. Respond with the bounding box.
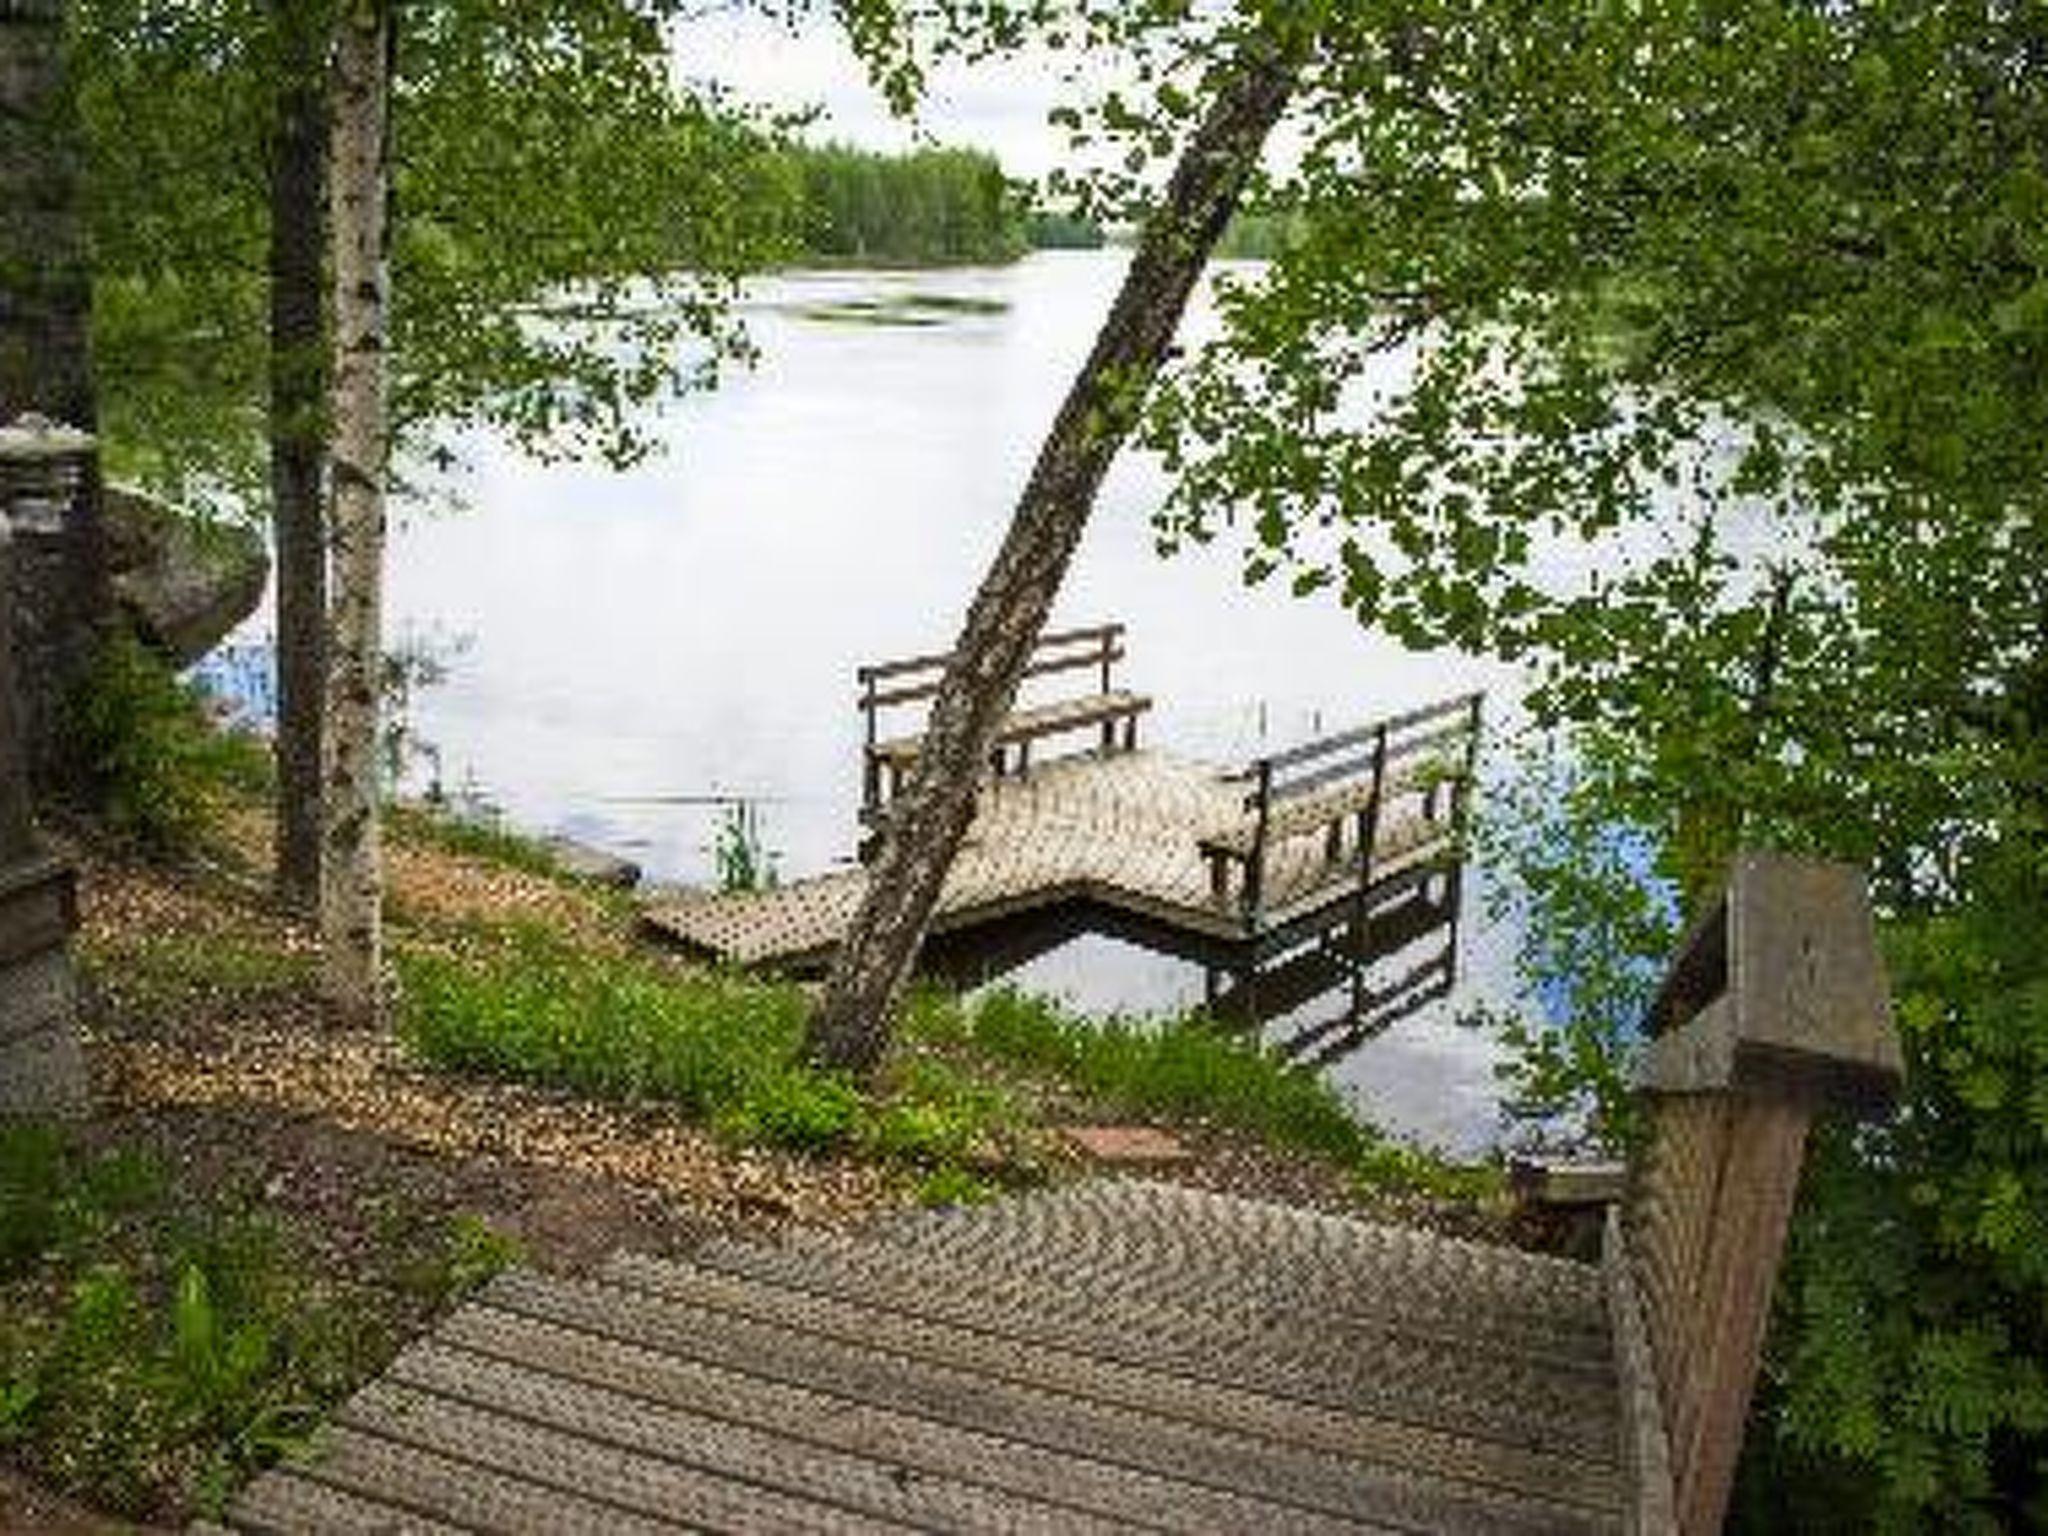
[216,1180,1624,1534]
[210,852,1903,1535]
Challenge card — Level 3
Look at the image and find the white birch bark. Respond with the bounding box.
[321,0,390,1023]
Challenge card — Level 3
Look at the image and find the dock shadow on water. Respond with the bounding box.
[922,861,1465,1075]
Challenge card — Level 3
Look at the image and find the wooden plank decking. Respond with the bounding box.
[643,749,1452,973]
[218,1180,1624,1533]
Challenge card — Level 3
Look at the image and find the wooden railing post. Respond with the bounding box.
[1609,852,1903,1535]
[1243,758,1273,927]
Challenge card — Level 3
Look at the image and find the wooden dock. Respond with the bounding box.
[215,1179,1626,1534]
[645,692,1481,980]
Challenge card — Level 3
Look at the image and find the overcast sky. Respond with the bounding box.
[670,10,1083,180]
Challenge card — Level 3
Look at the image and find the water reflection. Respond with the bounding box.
[926,857,1465,1077]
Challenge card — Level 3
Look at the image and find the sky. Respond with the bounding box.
[670,9,1085,180]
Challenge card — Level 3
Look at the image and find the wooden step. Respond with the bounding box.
[690,1236,1620,1456]
[479,1269,1457,1526]
[807,1189,1612,1367]
[861,1181,1610,1349]
[432,1299,1378,1535]
[593,1256,1621,1525]
[377,1340,1111,1534]
[218,1181,1627,1535]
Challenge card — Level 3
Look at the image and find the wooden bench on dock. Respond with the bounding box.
[1203,691,1483,929]
[859,622,1151,826]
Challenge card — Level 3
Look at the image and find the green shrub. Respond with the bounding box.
[1730,848,2048,1531]
[0,1127,378,1520]
[715,1072,863,1153]
[67,631,267,854]
[397,935,1026,1173]
[861,1055,1019,1167]
[915,1165,996,1208]
[386,803,563,880]
[398,929,812,1117]
[907,986,1488,1197]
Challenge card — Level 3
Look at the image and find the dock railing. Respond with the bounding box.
[856,622,1151,829]
[1606,852,1904,1535]
[1201,690,1482,931]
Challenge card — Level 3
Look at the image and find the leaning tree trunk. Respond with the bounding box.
[321,0,391,1023]
[807,42,1299,1072]
[269,0,332,915]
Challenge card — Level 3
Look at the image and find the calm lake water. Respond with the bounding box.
[247,249,1549,1153]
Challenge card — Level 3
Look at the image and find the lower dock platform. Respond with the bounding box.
[642,742,1460,979]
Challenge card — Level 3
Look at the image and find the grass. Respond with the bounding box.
[85,931,317,1019]
[0,1121,518,1523]
[906,987,1501,1202]
[395,928,1031,1193]
[385,802,570,880]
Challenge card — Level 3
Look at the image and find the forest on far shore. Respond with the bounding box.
[771,141,1297,267]
[773,142,1099,265]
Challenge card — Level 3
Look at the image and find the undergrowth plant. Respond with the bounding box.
[0,1122,517,1522]
[66,632,270,855]
[395,929,1024,1193]
[709,799,777,892]
[1462,737,1680,1152]
[906,987,1495,1202]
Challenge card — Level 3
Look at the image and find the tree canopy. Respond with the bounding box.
[74,0,795,505]
[859,0,2048,1520]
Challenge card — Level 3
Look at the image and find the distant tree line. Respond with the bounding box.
[764,143,1106,266]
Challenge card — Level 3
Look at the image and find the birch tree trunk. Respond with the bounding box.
[807,42,1298,1072]
[321,0,391,1022]
[270,0,331,914]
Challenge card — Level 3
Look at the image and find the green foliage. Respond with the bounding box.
[713,1071,863,1154]
[1466,738,1679,1151]
[72,0,799,495]
[1214,207,1307,260]
[777,142,1027,266]
[0,1126,389,1521]
[906,987,1491,1198]
[1732,848,2048,1530]
[430,1213,523,1298]
[394,932,1023,1177]
[862,1054,1019,1168]
[398,927,813,1119]
[709,800,778,893]
[914,1165,997,1207]
[67,632,266,854]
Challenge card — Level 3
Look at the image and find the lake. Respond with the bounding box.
[276,249,1540,1152]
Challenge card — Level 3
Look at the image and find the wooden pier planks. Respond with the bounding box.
[642,749,1454,972]
[217,1181,1624,1534]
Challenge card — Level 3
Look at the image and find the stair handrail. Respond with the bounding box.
[1606,851,1904,1535]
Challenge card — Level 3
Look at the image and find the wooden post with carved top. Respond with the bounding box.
[1605,852,1903,1535]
